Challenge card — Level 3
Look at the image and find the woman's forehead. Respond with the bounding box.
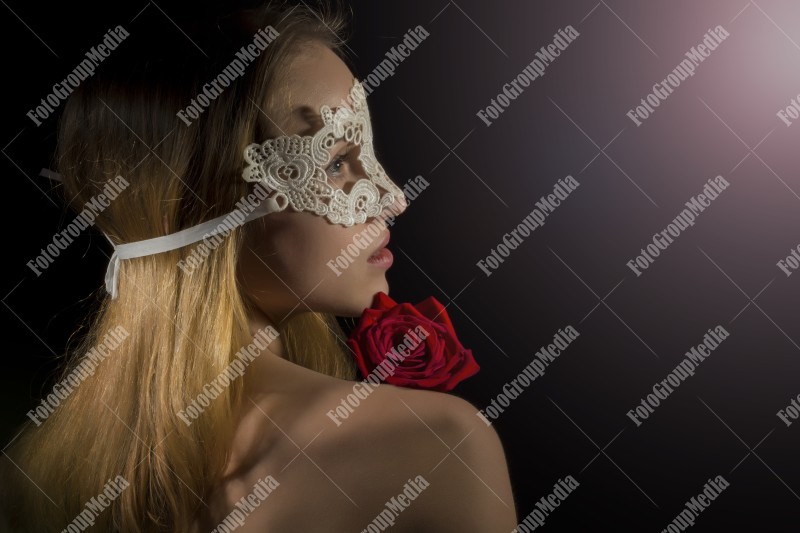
[276,43,356,136]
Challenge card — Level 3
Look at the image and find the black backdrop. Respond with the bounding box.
[2,0,800,530]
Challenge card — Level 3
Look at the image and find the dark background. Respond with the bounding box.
[2,0,799,530]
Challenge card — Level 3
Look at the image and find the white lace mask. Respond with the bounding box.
[242,77,404,227]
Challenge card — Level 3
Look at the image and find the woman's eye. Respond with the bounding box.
[326,154,347,177]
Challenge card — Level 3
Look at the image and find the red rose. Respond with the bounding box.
[346,291,480,391]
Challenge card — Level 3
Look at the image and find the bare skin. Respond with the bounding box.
[196,351,518,532]
[193,42,518,532]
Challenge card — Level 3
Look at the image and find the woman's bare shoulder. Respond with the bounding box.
[307,382,519,531]
[205,372,517,531]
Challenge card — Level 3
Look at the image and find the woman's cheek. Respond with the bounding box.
[285,217,364,279]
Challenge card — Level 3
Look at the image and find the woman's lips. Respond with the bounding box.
[367,248,393,268]
[368,232,393,268]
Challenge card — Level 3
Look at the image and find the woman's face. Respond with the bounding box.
[238,41,407,319]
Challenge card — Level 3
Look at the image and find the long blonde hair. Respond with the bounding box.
[1,2,356,531]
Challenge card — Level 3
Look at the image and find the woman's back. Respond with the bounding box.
[194,352,517,532]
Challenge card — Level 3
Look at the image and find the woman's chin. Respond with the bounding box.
[349,280,389,316]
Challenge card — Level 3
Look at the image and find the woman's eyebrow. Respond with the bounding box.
[330,139,355,152]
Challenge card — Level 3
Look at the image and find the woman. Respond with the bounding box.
[2,2,517,531]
